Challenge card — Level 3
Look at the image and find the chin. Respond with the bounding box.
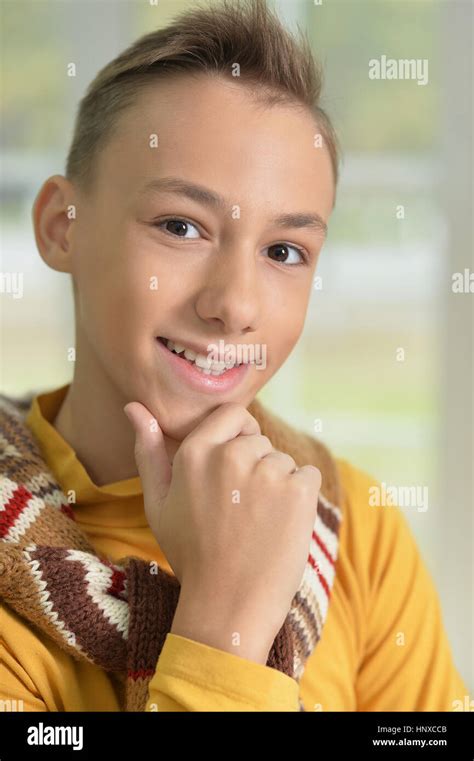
[150,397,215,441]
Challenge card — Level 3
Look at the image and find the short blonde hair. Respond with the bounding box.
[65,0,340,193]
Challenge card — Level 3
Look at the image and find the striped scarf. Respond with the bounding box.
[0,390,342,711]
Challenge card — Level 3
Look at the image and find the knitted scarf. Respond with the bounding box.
[0,390,342,712]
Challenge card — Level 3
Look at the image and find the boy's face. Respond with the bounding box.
[55,74,334,440]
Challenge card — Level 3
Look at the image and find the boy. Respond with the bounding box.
[0,0,468,711]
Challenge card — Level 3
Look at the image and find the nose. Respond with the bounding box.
[195,243,261,335]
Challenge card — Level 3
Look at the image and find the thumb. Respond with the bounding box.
[123,401,172,506]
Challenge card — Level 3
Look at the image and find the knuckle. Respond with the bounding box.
[257,454,280,477]
[219,440,240,467]
[275,451,297,469]
[291,468,321,497]
[177,437,199,464]
[301,465,322,487]
[291,477,312,495]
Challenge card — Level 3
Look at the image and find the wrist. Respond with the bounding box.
[171,594,273,665]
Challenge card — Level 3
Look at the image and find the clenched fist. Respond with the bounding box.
[124,401,321,665]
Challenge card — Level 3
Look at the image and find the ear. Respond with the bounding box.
[31,174,77,274]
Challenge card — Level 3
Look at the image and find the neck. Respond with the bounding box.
[53,354,181,488]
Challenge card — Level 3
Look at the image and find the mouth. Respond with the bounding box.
[155,335,251,393]
[157,336,243,375]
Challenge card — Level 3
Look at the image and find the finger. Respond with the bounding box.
[223,434,273,463]
[259,450,298,474]
[123,401,172,505]
[292,464,322,492]
[183,402,260,449]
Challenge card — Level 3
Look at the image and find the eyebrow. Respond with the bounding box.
[138,176,328,237]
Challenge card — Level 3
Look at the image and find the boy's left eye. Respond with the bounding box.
[154,217,307,266]
[158,218,201,239]
[266,243,306,266]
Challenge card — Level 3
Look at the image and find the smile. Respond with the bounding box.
[155,336,251,394]
[158,336,242,375]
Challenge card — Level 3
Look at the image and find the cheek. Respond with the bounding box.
[242,290,307,400]
[74,223,158,340]
[268,320,304,374]
[265,283,309,364]
[75,251,156,361]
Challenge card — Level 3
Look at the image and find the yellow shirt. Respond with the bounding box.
[0,385,469,711]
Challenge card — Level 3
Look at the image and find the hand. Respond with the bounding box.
[124,401,321,664]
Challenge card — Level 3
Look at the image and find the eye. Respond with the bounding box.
[155,217,201,239]
[266,243,307,266]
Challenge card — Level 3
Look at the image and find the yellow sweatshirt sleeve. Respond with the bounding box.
[145,633,300,711]
[349,469,469,711]
[0,602,124,712]
[1,635,47,712]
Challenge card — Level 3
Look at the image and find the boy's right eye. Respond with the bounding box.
[155,217,201,239]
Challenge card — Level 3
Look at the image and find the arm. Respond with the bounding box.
[125,401,321,713]
[1,636,47,712]
[1,603,300,713]
[356,491,469,711]
[0,602,124,712]
[145,633,300,712]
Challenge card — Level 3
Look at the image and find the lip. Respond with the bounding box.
[158,335,223,358]
[155,336,251,394]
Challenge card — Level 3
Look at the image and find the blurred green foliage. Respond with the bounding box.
[0,1,66,151]
[307,0,440,152]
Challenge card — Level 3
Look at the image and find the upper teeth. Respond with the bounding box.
[165,339,237,375]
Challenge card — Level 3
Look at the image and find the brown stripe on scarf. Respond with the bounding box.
[29,546,128,671]
[318,500,341,536]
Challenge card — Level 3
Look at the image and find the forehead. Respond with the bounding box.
[97,74,335,215]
